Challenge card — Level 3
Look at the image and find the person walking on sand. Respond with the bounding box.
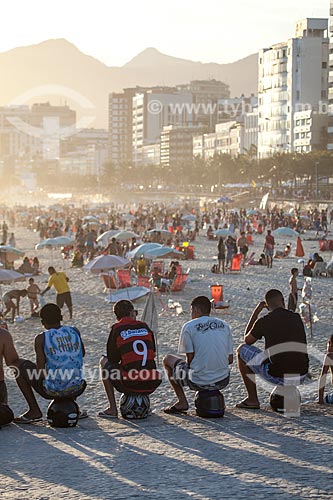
[41,266,73,319]
[163,295,233,414]
[264,230,275,268]
[288,268,301,312]
[26,278,41,315]
[217,237,226,273]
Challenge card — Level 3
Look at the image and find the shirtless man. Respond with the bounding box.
[3,289,28,323]
[0,326,19,408]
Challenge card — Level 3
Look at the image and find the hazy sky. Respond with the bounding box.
[0,0,329,65]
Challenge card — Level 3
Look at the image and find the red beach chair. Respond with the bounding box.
[117,269,131,288]
[230,254,242,272]
[210,284,229,309]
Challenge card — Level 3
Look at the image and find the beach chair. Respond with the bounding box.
[170,273,189,292]
[175,264,183,274]
[137,275,151,288]
[230,254,242,272]
[117,269,131,288]
[101,273,117,290]
[244,252,256,266]
[210,284,229,310]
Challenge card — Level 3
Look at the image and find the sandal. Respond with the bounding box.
[164,405,188,415]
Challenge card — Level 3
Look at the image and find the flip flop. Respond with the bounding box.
[235,401,260,410]
[164,405,188,415]
[14,415,43,424]
[98,411,118,419]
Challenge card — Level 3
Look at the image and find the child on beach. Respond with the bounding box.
[26,278,41,315]
[288,268,300,312]
[318,335,333,404]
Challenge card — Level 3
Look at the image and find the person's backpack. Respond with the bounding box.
[0,403,14,428]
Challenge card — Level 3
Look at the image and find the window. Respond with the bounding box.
[296,91,300,101]
[322,62,327,69]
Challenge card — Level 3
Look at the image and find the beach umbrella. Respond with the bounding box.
[127,243,162,260]
[295,237,305,258]
[142,291,159,364]
[0,269,26,284]
[114,231,139,241]
[35,238,62,250]
[217,196,232,203]
[83,254,130,274]
[144,247,184,259]
[181,214,196,222]
[83,215,99,222]
[52,236,74,246]
[213,229,234,237]
[272,228,299,238]
[96,230,120,245]
[146,229,171,236]
[82,221,100,230]
[0,246,24,258]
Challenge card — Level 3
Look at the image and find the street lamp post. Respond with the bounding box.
[315,162,319,199]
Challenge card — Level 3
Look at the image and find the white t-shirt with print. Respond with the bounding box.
[178,315,233,386]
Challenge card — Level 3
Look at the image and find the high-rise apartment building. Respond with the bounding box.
[132,88,193,166]
[258,18,328,158]
[108,88,145,167]
[328,1,333,149]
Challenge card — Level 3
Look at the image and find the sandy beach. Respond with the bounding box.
[1,223,333,499]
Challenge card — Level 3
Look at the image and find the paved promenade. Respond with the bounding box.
[1,404,333,500]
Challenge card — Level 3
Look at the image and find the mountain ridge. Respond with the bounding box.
[0,39,258,127]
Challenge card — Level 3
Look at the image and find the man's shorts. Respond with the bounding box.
[18,360,86,399]
[265,248,274,257]
[0,381,8,404]
[103,360,161,395]
[56,292,72,309]
[173,360,230,391]
[238,344,306,386]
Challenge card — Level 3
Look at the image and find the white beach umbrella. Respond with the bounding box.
[0,269,26,284]
[144,247,184,259]
[127,243,162,260]
[0,245,24,260]
[114,231,140,241]
[83,254,130,274]
[96,230,120,245]
[181,214,197,222]
[214,229,234,237]
[272,228,299,238]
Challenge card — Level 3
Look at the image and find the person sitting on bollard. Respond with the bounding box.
[99,300,161,419]
[13,304,86,423]
[236,289,309,410]
[163,295,233,414]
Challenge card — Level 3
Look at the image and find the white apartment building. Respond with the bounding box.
[293,109,328,152]
[244,111,259,152]
[132,89,193,166]
[258,18,328,158]
[193,120,245,160]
